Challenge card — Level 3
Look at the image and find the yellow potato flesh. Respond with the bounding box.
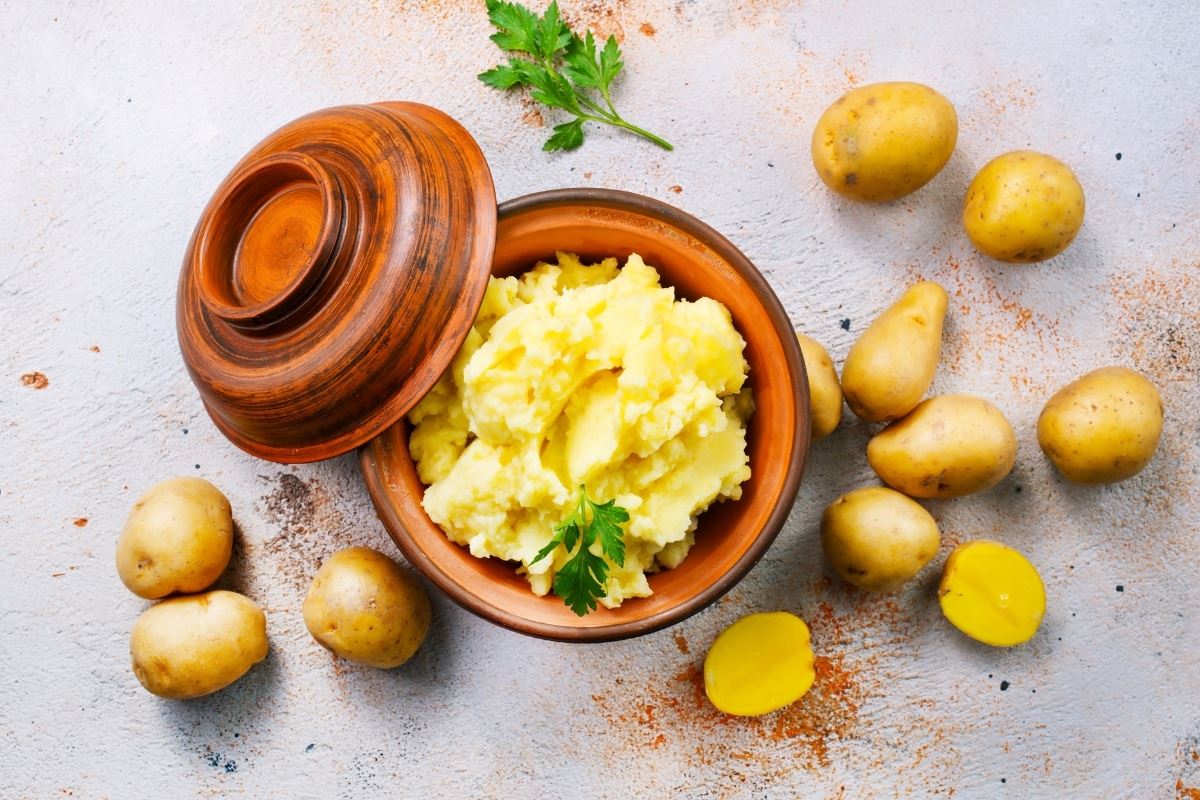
[703,612,816,717]
[795,332,842,439]
[963,150,1085,263]
[939,540,1045,647]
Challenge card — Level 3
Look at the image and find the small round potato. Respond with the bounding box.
[867,395,1017,498]
[303,547,431,669]
[812,81,958,202]
[820,487,941,591]
[963,150,1085,263]
[1037,366,1163,484]
[116,477,233,599]
[130,590,268,699]
[795,332,842,439]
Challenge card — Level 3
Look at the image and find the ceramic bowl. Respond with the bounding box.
[360,188,809,642]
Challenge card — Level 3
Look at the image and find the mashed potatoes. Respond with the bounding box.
[407,252,752,607]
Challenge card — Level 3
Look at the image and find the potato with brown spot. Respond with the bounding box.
[795,332,842,439]
[811,82,958,202]
[963,150,1085,263]
[303,546,431,668]
[130,590,268,699]
[821,487,940,592]
[1037,366,1163,484]
[867,395,1017,498]
[116,477,233,599]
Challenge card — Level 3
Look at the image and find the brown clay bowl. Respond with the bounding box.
[360,188,809,642]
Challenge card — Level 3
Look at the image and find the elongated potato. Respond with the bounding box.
[130,590,268,699]
[842,282,948,422]
[867,395,1016,498]
[116,477,233,599]
[1038,366,1163,484]
[795,332,842,439]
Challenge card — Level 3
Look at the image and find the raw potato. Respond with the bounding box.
[811,82,958,202]
[704,612,815,717]
[963,150,1085,263]
[841,282,948,422]
[795,332,842,439]
[116,476,233,599]
[303,547,431,668]
[1037,366,1164,484]
[868,395,1017,498]
[130,590,268,699]
[820,487,941,592]
[939,540,1045,647]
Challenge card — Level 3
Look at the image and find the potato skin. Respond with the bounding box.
[868,395,1017,498]
[1037,367,1163,484]
[130,590,268,699]
[116,477,233,599]
[303,547,431,669]
[841,282,948,422]
[963,150,1085,263]
[820,487,940,592]
[795,332,843,439]
[812,82,958,202]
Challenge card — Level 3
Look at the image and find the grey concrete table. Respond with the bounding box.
[3,1,1198,797]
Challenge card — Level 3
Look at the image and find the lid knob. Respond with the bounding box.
[195,151,345,329]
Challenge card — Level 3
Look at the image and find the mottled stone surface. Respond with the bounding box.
[2,1,1198,797]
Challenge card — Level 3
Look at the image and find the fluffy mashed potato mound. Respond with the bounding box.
[407,252,752,607]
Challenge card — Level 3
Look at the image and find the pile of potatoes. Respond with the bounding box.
[799,281,1163,646]
[801,78,1163,646]
[117,477,431,700]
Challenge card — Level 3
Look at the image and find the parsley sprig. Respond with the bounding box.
[478,0,673,152]
[531,485,630,615]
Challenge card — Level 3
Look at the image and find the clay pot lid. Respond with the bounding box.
[177,102,497,463]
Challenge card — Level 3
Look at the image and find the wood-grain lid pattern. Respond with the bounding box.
[177,102,497,463]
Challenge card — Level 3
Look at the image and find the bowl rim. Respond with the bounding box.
[358,187,809,642]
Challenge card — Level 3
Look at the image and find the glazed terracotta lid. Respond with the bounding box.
[177,102,497,463]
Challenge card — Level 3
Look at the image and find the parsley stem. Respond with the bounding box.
[605,116,673,151]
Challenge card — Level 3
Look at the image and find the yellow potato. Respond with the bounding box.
[841,282,948,422]
[868,395,1017,498]
[303,547,431,668]
[812,82,958,202]
[116,477,233,599]
[820,487,940,592]
[963,150,1085,263]
[1037,366,1163,484]
[130,590,268,699]
[704,612,815,716]
[939,540,1045,647]
[795,332,842,439]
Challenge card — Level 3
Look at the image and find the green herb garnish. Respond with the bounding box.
[478,0,673,152]
[531,485,630,616]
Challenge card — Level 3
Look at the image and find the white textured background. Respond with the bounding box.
[2,1,1199,797]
